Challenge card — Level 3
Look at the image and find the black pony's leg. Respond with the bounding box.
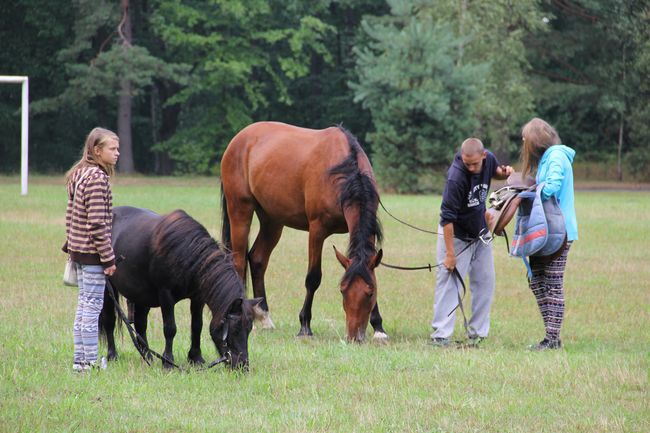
[159,292,177,369]
[101,287,118,361]
[298,225,326,337]
[133,305,152,361]
[370,302,389,341]
[187,297,205,365]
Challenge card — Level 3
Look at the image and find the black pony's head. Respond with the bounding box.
[209,297,262,370]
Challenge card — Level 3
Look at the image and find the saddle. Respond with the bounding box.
[485,172,535,236]
[486,174,568,277]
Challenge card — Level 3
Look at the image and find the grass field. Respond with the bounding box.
[0,175,648,432]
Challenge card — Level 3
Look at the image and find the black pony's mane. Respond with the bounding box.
[328,126,383,287]
[151,210,245,323]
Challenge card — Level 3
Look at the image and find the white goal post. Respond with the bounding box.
[0,75,29,195]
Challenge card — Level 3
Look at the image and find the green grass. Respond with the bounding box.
[0,175,648,432]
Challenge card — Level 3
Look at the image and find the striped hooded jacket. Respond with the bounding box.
[62,165,115,268]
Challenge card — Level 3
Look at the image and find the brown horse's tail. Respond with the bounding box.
[220,180,232,251]
[220,180,249,289]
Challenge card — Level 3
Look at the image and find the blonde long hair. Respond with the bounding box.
[65,127,119,183]
[519,118,561,179]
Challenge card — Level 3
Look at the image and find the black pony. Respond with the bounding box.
[101,206,260,369]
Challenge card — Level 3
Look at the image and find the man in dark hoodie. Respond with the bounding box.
[430,138,513,347]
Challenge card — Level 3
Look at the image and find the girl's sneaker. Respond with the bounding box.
[529,338,562,351]
[87,357,108,370]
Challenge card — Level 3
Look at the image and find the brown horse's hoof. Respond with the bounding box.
[253,305,275,329]
[372,331,389,344]
[296,327,313,338]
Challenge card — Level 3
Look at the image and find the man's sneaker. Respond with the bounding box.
[429,337,451,347]
[464,336,486,348]
[529,338,562,351]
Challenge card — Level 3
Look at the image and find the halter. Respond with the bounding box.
[205,319,232,369]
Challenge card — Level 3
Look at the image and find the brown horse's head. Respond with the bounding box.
[334,246,383,342]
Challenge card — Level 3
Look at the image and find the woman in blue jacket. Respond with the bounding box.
[520,118,578,350]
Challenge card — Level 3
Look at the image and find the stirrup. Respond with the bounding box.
[478,228,493,245]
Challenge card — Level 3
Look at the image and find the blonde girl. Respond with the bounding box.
[520,118,578,350]
[63,127,119,371]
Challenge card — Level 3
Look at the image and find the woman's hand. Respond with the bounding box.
[496,165,514,179]
[104,264,117,276]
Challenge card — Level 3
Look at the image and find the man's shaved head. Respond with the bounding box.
[461,138,484,156]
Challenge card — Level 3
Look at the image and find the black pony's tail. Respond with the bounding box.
[221,180,232,251]
[98,285,123,344]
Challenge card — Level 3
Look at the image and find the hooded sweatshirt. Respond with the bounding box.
[536,144,578,241]
[439,151,498,240]
[62,165,115,267]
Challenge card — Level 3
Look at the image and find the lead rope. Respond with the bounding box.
[105,279,182,370]
[379,238,478,337]
[376,198,483,335]
[378,197,442,235]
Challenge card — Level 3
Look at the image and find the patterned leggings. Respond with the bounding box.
[73,264,106,365]
[529,241,572,341]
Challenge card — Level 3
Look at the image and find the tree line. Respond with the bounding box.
[1,0,648,191]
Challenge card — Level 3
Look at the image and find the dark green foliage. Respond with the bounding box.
[526,0,650,179]
[148,0,336,172]
[0,0,648,183]
[351,1,488,192]
[0,0,77,172]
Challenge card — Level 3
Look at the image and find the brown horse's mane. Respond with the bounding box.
[328,127,383,287]
[152,210,246,323]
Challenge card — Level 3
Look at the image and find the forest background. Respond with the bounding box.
[1,0,649,192]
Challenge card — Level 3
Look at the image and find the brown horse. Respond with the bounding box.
[220,121,387,342]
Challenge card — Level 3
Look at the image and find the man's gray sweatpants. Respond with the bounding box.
[431,228,495,339]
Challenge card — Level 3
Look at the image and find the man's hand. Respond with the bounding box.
[443,254,456,272]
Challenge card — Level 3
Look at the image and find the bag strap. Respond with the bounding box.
[517,190,536,200]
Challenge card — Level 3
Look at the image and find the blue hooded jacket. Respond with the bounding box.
[536,144,578,241]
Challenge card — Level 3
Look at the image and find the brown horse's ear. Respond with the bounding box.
[333,245,350,269]
[370,249,383,269]
[247,297,264,308]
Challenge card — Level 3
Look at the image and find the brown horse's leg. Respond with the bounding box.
[248,216,284,329]
[370,302,389,343]
[187,297,205,365]
[298,224,327,337]
[227,200,255,284]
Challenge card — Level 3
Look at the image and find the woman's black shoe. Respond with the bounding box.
[529,338,562,351]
